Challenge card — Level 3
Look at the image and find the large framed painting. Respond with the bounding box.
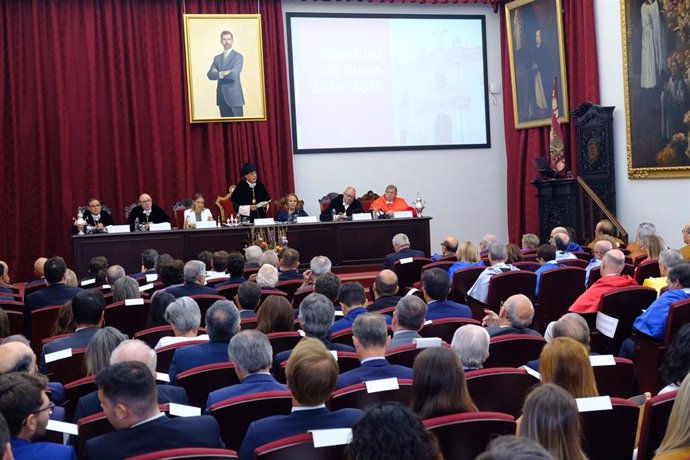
[184,14,267,123]
[505,0,569,129]
[621,0,690,178]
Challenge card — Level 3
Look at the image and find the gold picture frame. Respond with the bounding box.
[621,0,690,179]
[505,0,569,129]
[184,14,267,123]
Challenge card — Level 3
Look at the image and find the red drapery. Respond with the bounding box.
[0,0,294,281]
[501,0,600,243]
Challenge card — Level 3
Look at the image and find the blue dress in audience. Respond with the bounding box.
[447,260,485,280]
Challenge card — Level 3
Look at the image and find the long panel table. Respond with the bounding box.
[72,217,432,278]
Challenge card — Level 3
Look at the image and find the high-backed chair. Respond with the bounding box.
[385,342,450,368]
[175,362,240,408]
[44,346,87,384]
[485,271,537,313]
[579,397,639,460]
[127,448,238,460]
[393,257,432,290]
[637,390,678,460]
[189,295,225,327]
[62,375,97,421]
[271,195,305,218]
[483,334,546,368]
[208,391,293,451]
[172,199,192,229]
[535,267,585,332]
[76,411,115,458]
[634,259,661,285]
[419,317,481,343]
[421,260,455,275]
[591,357,635,398]
[255,432,346,460]
[266,331,303,356]
[318,192,339,214]
[240,317,258,330]
[155,339,209,374]
[215,185,236,222]
[358,190,379,213]
[571,251,591,261]
[134,325,176,349]
[424,412,516,460]
[258,289,288,307]
[29,304,63,353]
[329,379,414,411]
[465,367,540,417]
[104,299,152,338]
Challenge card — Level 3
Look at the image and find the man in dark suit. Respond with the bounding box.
[85,361,224,459]
[526,313,590,372]
[239,338,362,460]
[206,330,286,412]
[127,193,171,231]
[328,283,390,337]
[273,293,354,375]
[169,300,240,382]
[422,268,472,321]
[235,282,260,319]
[0,373,77,459]
[207,30,244,117]
[388,296,427,349]
[165,260,218,298]
[313,272,341,307]
[336,313,413,389]
[482,294,542,338]
[278,248,303,282]
[383,233,425,270]
[450,324,490,371]
[131,248,159,280]
[40,289,104,374]
[367,270,402,312]
[216,251,248,287]
[73,339,189,422]
[320,187,364,221]
[25,256,81,311]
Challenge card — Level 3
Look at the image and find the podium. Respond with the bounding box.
[533,178,581,243]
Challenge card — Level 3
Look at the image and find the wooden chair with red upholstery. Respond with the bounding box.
[465,367,540,417]
[385,343,450,368]
[255,432,345,460]
[104,299,152,338]
[155,339,209,374]
[214,185,236,223]
[317,192,340,215]
[511,261,541,272]
[43,343,87,384]
[637,390,678,460]
[329,327,355,348]
[358,190,379,213]
[591,357,636,398]
[450,266,486,315]
[274,280,304,303]
[134,325,176,349]
[216,283,242,302]
[535,266,586,332]
[29,304,63,353]
[62,375,97,421]
[127,448,238,460]
[557,258,589,269]
[419,317,481,343]
[5,309,24,335]
[208,390,293,451]
[175,362,240,408]
[266,331,303,356]
[172,199,191,229]
[483,334,546,369]
[579,397,640,460]
[329,379,414,411]
[423,412,516,460]
[635,258,661,285]
[291,286,314,309]
[589,285,657,355]
[484,271,537,313]
[393,257,432,290]
[189,295,226,327]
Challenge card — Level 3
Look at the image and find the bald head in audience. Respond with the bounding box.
[482,294,535,329]
[33,257,47,279]
[480,234,497,252]
[0,341,36,374]
[110,340,157,374]
[592,240,613,261]
[545,313,590,349]
[373,270,399,299]
[600,249,626,276]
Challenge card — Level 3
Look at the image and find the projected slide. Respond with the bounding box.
[286,13,490,153]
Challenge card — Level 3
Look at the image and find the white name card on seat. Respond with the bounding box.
[168,403,201,417]
[296,216,318,223]
[414,337,443,349]
[309,428,352,448]
[521,365,542,380]
[393,211,413,219]
[125,298,145,306]
[365,377,399,394]
[351,213,372,221]
[80,278,95,286]
[576,396,612,413]
[45,348,72,364]
[424,319,433,326]
[253,218,275,226]
[139,283,154,292]
[330,350,339,361]
[101,284,111,289]
[156,372,171,383]
[298,329,306,337]
[596,312,619,339]
[47,420,79,436]
[145,274,158,283]
[589,354,616,367]
[149,222,172,231]
[107,225,131,234]
[195,221,217,229]
[334,310,344,317]
[399,257,414,265]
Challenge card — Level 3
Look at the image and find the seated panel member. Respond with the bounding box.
[230,163,270,222]
[183,193,214,229]
[321,187,363,221]
[77,197,114,234]
[368,184,411,217]
[85,362,223,460]
[276,193,308,223]
[127,193,171,231]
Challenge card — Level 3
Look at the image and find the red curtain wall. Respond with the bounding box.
[0,0,294,281]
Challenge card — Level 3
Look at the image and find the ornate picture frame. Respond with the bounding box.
[184,14,267,123]
[505,0,569,129]
[621,0,690,178]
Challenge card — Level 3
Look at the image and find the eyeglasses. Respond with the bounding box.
[32,402,54,416]
[683,229,690,234]
[141,199,152,204]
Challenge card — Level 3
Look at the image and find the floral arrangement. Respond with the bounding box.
[248,225,288,256]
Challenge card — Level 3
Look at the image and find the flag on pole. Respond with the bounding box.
[549,77,566,174]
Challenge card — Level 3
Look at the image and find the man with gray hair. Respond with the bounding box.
[244,246,262,269]
[526,313,590,371]
[166,260,218,298]
[154,297,208,349]
[369,184,411,217]
[482,294,541,337]
[169,299,240,382]
[467,242,519,304]
[256,264,279,289]
[73,340,189,422]
[321,186,363,220]
[388,296,427,349]
[681,222,690,259]
[451,324,490,370]
[383,233,425,270]
[479,234,497,257]
[299,255,332,288]
[336,313,413,389]
[205,330,286,411]
[643,248,684,295]
[259,251,279,268]
[106,265,126,285]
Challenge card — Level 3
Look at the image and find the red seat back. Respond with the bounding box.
[385,343,450,368]
[176,362,240,408]
[329,327,355,348]
[134,325,176,349]
[419,317,481,343]
[63,375,97,421]
[580,397,639,460]
[421,260,455,274]
[635,259,661,284]
[5,309,24,336]
[485,271,536,313]
[483,334,546,369]
[329,379,414,411]
[292,286,314,309]
[536,267,586,330]
[591,357,635,398]
[104,299,152,338]
[155,339,209,374]
[637,390,678,460]
[45,347,87,384]
[255,432,345,460]
[29,305,62,354]
[276,351,360,384]
[266,331,303,355]
[465,367,540,417]
[393,257,432,290]
[511,261,541,272]
[127,447,238,460]
[558,258,589,269]
[274,280,304,302]
[216,283,241,302]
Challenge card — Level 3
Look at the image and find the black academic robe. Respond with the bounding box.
[230,180,270,221]
[127,204,171,230]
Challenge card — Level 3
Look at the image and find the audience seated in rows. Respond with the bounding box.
[388,296,427,349]
[422,268,471,320]
[25,256,81,311]
[26,257,48,289]
[447,241,485,280]
[166,260,218,298]
[451,324,490,371]
[550,226,583,253]
[553,233,577,261]
[628,222,658,260]
[527,313,591,372]
[468,242,518,304]
[155,297,208,349]
[643,234,666,260]
[643,248,683,295]
[431,236,458,262]
[239,338,362,460]
[131,248,158,280]
[383,233,425,270]
[0,339,65,406]
[329,282,389,336]
[482,294,540,337]
[540,337,598,398]
[106,265,126,286]
[367,269,401,312]
[259,251,279,269]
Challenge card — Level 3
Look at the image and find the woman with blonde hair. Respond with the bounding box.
[448,240,484,279]
[183,193,214,229]
[643,234,666,260]
[540,337,598,398]
[655,372,690,459]
[276,193,308,223]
